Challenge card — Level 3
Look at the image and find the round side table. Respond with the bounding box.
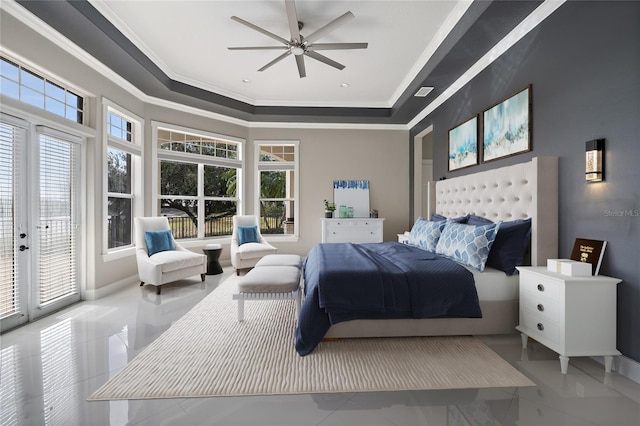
[202,243,223,275]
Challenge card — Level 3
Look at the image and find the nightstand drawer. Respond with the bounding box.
[521,297,561,323]
[520,272,562,302]
[520,309,561,346]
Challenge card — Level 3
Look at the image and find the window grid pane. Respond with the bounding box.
[0,56,84,124]
[157,129,239,160]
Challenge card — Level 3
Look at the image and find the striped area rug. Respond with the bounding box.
[89,275,534,400]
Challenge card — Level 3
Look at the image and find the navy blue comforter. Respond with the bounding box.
[294,242,481,355]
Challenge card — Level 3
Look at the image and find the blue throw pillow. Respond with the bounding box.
[431,213,469,223]
[238,225,259,245]
[408,217,446,252]
[144,229,175,256]
[467,216,532,275]
[435,221,501,272]
[466,214,493,226]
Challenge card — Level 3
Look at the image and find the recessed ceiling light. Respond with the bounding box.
[242,79,251,83]
[340,83,349,88]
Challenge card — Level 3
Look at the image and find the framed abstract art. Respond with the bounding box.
[482,85,532,162]
[448,115,478,171]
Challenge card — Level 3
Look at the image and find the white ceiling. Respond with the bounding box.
[88,0,472,108]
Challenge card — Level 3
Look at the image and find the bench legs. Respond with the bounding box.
[234,289,300,322]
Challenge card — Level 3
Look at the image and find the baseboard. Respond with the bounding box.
[592,354,640,384]
[83,275,139,300]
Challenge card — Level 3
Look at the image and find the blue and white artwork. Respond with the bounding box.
[483,86,531,162]
[333,180,370,218]
[448,116,478,171]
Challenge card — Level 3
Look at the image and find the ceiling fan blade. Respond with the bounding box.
[231,16,289,45]
[258,51,291,72]
[304,11,355,44]
[307,42,368,50]
[228,46,289,50]
[304,51,345,70]
[285,0,301,42]
[295,54,306,78]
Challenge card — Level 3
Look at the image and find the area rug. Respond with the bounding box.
[89,275,534,400]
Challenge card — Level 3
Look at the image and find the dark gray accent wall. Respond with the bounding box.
[410,1,640,362]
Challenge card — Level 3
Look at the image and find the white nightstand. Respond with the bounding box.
[516,266,621,374]
[397,232,410,244]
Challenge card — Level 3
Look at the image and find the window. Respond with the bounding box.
[104,100,143,252]
[0,56,84,124]
[256,142,299,237]
[154,124,243,239]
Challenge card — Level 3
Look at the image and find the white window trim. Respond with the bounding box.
[102,98,144,260]
[151,121,245,241]
[255,140,300,242]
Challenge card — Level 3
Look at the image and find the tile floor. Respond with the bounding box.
[1,268,639,426]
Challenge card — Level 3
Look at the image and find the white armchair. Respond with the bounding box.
[134,217,207,294]
[230,215,278,275]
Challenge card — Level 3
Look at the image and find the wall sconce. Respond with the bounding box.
[585,139,604,182]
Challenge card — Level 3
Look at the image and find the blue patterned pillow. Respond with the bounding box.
[408,217,446,252]
[435,221,501,271]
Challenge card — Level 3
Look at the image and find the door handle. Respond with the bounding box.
[19,245,29,251]
[20,233,27,238]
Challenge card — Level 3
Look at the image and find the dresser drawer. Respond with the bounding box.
[520,309,561,347]
[520,272,563,302]
[326,220,380,230]
[322,218,384,243]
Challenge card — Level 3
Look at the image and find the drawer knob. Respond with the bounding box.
[537,284,545,292]
[537,304,544,312]
[537,323,544,331]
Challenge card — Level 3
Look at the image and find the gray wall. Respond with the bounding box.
[410,1,640,362]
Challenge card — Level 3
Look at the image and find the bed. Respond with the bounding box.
[295,157,558,355]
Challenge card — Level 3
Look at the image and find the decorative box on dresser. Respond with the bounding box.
[516,266,622,374]
[321,218,384,243]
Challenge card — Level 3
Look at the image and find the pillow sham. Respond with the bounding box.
[145,229,175,256]
[238,225,259,245]
[467,216,532,275]
[435,221,500,272]
[431,213,469,223]
[408,217,446,252]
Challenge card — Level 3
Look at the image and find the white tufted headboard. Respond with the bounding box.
[426,157,558,266]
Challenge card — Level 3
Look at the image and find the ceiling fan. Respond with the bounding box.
[227,0,368,78]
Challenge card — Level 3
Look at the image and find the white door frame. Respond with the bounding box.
[413,125,433,222]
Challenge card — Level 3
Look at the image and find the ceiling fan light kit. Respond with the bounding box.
[228,0,368,78]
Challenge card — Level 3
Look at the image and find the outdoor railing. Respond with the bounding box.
[107,215,286,246]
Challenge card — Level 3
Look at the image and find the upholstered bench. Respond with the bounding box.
[232,255,302,322]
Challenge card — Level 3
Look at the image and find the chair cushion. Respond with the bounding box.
[150,250,205,273]
[145,229,175,256]
[238,226,259,245]
[238,266,301,293]
[237,242,277,260]
[255,254,302,268]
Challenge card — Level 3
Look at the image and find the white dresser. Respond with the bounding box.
[321,218,384,243]
[516,266,621,374]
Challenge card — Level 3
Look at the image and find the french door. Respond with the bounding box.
[0,114,82,331]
